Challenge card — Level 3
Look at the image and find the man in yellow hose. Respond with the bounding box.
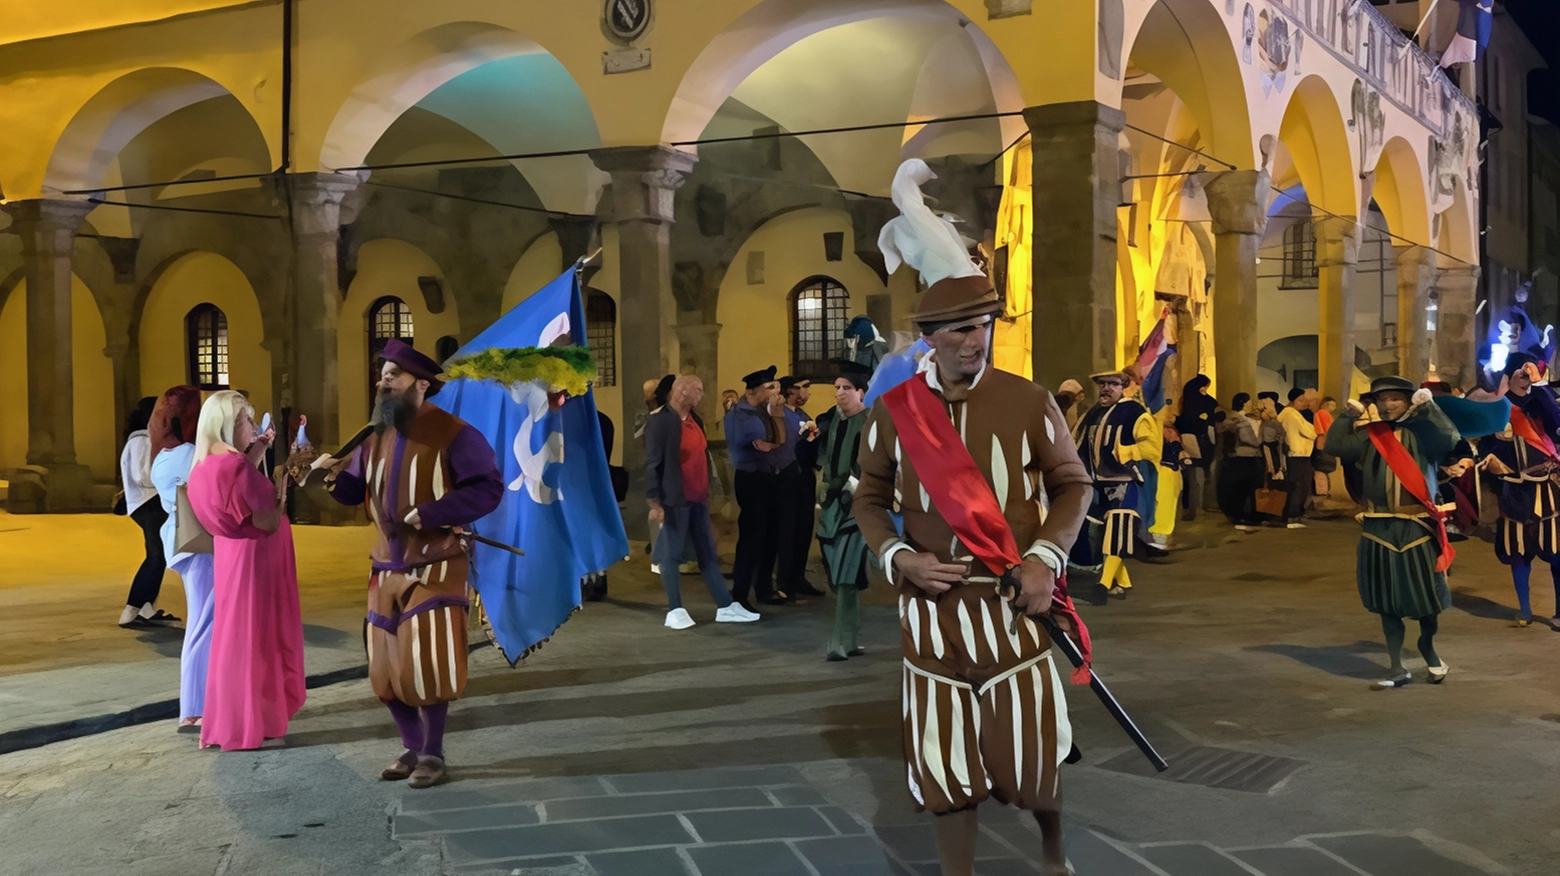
[1071,371,1163,599]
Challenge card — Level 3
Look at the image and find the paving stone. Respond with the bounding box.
[972,860,1044,876]
[444,814,694,864]
[584,847,693,876]
[767,785,828,806]
[1308,834,1489,876]
[794,835,903,875]
[394,801,540,837]
[1231,846,1365,876]
[1050,828,1166,876]
[875,823,1015,864]
[450,856,582,873]
[399,777,610,814]
[685,842,813,876]
[543,787,772,822]
[1138,842,1258,876]
[683,806,836,843]
[603,765,806,794]
[816,805,867,835]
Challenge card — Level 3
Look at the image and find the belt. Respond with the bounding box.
[903,652,1053,697]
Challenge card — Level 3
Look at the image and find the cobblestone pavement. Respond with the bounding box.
[1,515,1556,874]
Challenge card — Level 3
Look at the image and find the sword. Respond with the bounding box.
[469,532,525,557]
[1035,612,1169,773]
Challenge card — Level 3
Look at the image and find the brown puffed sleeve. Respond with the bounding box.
[1031,390,1093,553]
[852,403,901,558]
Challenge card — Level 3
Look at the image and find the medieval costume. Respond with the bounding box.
[1071,372,1163,598]
[327,339,503,787]
[1324,376,1459,689]
[1480,353,1560,626]
[816,361,873,660]
[1146,409,1183,550]
[853,159,1094,874]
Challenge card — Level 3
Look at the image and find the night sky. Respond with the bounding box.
[1499,0,1560,67]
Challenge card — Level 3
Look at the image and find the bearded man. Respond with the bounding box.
[313,339,503,788]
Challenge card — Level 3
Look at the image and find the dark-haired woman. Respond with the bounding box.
[150,386,215,732]
[118,396,179,628]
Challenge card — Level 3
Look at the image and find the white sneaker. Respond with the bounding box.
[1235,525,1255,532]
[664,608,695,630]
[1286,522,1307,530]
[716,604,761,623]
[650,563,661,575]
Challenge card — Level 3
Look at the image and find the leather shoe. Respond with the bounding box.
[408,756,447,789]
[381,750,418,781]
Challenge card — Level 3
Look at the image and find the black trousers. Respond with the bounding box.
[1216,457,1264,525]
[127,499,169,608]
[732,469,781,605]
[1284,456,1314,521]
[776,465,816,593]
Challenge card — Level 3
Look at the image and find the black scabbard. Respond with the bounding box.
[1035,614,1169,773]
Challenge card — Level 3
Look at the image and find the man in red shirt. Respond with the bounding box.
[646,375,762,629]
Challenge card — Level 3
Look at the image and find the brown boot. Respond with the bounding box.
[381,750,418,781]
[408,756,447,789]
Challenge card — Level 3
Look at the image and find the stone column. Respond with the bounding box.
[5,199,95,511]
[590,146,697,538]
[285,173,360,450]
[1315,216,1362,403]
[1394,246,1439,382]
[1433,265,1481,390]
[286,173,360,525]
[1025,101,1124,389]
[1203,170,1271,401]
[675,322,722,426]
[549,215,599,271]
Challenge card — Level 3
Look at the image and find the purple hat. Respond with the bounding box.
[380,338,444,390]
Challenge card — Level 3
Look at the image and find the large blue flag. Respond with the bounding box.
[436,268,629,664]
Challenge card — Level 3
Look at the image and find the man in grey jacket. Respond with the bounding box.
[646,375,762,630]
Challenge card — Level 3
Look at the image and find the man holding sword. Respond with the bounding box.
[311,339,503,788]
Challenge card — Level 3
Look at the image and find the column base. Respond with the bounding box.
[5,464,101,514]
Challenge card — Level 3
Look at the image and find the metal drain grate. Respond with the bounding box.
[1098,744,1305,793]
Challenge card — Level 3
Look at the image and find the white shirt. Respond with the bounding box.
[119,431,157,513]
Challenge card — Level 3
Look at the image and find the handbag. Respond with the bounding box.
[1311,448,1339,474]
[175,484,214,555]
[1254,486,1288,517]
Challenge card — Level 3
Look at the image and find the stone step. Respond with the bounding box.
[1136,842,1263,876]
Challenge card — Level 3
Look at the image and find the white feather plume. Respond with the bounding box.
[877,159,985,286]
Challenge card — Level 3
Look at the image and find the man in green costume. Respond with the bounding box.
[1324,375,1459,690]
[816,360,874,661]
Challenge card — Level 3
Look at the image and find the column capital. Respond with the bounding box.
[4,198,95,252]
[1313,215,1362,267]
[286,172,364,234]
[1022,100,1126,136]
[590,146,697,224]
[1433,264,1481,285]
[1393,245,1439,271]
[1202,170,1272,236]
[673,321,723,343]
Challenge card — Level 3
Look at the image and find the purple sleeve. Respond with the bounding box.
[416,424,503,529]
[328,445,368,506]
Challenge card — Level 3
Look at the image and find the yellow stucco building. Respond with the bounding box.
[0,0,1480,511]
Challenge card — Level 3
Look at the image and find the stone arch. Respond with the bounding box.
[661,0,1027,153]
[1121,0,1257,170]
[1370,136,1431,247]
[1277,75,1358,220]
[318,21,601,173]
[135,251,272,413]
[43,68,266,195]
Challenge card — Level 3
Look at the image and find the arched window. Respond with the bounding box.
[585,290,617,386]
[1282,221,1318,287]
[185,304,229,390]
[790,276,849,377]
[369,296,414,399]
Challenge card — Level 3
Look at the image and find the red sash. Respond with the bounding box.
[1508,408,1557,461]
[882,376,1092,682]
[1365,422,1454,573]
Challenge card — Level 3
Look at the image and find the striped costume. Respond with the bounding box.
[854,360,1094,814]
[330,403,503,706]
[1070,399,1161,566]
[1485,411,1560,566]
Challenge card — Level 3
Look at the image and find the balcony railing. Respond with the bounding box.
[1273,0,1477,141]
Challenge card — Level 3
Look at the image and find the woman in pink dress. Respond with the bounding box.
[187,390,306,750]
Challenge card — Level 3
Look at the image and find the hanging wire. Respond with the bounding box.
[1266,186,1473,266]
[86,197,280,220]
[62,172,275,197]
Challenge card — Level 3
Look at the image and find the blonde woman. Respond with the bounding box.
[187,390,305,751]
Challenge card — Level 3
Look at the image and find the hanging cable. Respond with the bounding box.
[86,197,280,220]
[61,172,275,196]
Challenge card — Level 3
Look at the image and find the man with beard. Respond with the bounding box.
[1480,353,1560,627]
[1071,370,1162,599]
[312,339,503,788]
